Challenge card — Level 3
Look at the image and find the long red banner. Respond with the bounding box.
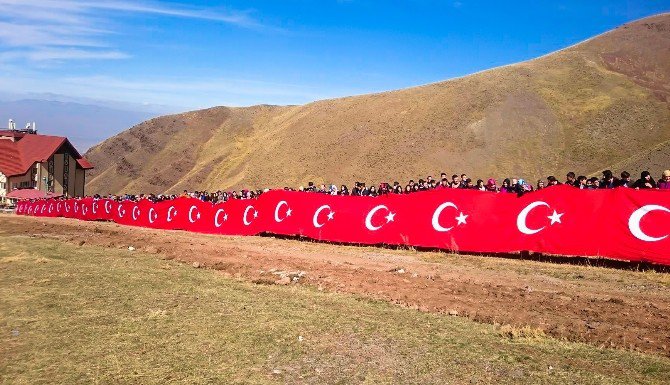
[15,186,670,265]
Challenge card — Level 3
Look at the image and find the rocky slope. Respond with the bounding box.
[85,13,670,195]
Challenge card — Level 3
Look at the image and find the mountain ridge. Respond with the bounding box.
[0,99,161,151]
[85,13,670,195]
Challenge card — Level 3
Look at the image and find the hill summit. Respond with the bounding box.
[85,13,670,195]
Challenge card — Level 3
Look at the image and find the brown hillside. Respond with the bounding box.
[85,13,670,195]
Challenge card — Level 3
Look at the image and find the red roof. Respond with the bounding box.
[77,157,94,170]
[0,130,25,139]
[5,189,62,200]
[0,139,23,176]
[0,133,93,177]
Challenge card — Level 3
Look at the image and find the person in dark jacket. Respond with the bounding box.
[546,176,561,187]
[600,170,619,189]
[633,171,657,189]
[586,177,599,189]
[576,175,587,189]
[500,178,514,193]
[616,171,632,188]
[360,183,370,196]
[449,175,461,189]
[459,174,469,189]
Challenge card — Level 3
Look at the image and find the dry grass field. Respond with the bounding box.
[1,215,670,384]
[85,14,670,195]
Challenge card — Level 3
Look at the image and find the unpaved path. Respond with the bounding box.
[2,215,669,356]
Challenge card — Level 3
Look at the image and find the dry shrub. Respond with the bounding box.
[498,324,546,340]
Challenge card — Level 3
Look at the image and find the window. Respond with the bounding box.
[0,182,5,189]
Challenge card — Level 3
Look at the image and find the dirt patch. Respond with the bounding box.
[2,215,670,356]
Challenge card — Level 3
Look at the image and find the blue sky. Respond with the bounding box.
[0,0,668,110]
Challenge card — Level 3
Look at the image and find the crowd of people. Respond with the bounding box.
[86,169,670,204]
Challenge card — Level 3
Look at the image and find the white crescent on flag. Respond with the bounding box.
[167,206,177,222]
[431,202,467,232]
[312,205,333,228]
[274,200,291,223]
[214,208,228,227]
[628,205,670,242]
[516,201,549,235]
[188,205,201,223]
[365,205,395,231]
[243,206,257,226]
[148,207,157,224]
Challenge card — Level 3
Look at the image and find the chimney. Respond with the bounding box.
[8,119,15,130]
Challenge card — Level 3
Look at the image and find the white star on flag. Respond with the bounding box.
[327,211,335,221]
[253,210,258,218]
[286,208,292,217]
[223,213,228,221]
[548,210,563,225]
[456,212,468,225]
[385,212,396,223]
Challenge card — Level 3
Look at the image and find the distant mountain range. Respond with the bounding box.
[0,97,181,151]
[85,13,670,195]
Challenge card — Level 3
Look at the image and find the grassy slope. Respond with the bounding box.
[85,14,670,195]
[1,235,670,384]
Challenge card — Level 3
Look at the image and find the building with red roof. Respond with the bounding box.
[0,122,93,204]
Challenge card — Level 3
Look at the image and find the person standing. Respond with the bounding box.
[633,171,657,189]
[616,171,632,188]
[657,170,670,190]
[600,170,619,189]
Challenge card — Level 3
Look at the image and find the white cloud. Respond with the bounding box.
[2,48,131,61]
[0,1,313,107]
[79,1,258,26]
[0,0,266,63]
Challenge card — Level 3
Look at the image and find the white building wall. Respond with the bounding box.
[0,172,6,202]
